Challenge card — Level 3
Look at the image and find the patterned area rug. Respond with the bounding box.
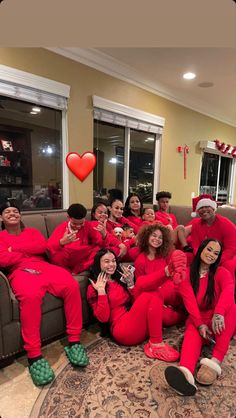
[30,327,236,418]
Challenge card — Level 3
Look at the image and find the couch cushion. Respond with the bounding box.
[44,212,68,236]
[21,213,48,238]
[169,205,192,225]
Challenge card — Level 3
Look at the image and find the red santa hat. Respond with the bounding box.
[191,194,217,217]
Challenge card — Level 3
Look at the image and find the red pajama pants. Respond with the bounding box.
[111,291,184,346]
[9,261,83,358]
[179,304,236,374]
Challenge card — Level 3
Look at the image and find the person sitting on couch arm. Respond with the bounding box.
[0,202,88,386]
[165,239,236,396]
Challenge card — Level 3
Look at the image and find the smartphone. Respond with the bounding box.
[127,265,135,274]
[207,335,216,344]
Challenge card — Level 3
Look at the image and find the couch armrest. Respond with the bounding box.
[0,271,14,325]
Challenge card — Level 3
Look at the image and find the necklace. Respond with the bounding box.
[199,267,209,277]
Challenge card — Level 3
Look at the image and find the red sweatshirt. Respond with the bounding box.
[47,220,106,273]
[176,266,235,328]
[0,228,47,275]
[155,211,178,229]
[134,252,171,298]
[191,214,236,264]
[87,280,135,329]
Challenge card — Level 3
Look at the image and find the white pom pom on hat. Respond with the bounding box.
[191,194,217,217]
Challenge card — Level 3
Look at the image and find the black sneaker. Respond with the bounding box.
[183,245,193,253]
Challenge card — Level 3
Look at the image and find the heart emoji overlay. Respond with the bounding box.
[66,152,96,182]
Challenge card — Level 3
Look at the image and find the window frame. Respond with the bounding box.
[93,95,165,202]
[0,64,70,210]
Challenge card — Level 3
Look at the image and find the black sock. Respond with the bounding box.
[69,341,80,347]
[28,355,43,366]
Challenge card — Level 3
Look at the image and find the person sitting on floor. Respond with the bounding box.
[87,248,181,362]
[0,202,88,386]
[47,203,109,274]
[164,239,236,396]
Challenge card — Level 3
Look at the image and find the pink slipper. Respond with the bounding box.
[144,341,180,362]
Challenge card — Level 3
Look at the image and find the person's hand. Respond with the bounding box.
[212,314,225,335]
[59,228,77,246]
[198,324,212,339]
[118,243,127,258]
[89,272,108,295]
[166,250,187,284]
[119,265,135,288]
[8,246,12,252]
[94,219,107,239]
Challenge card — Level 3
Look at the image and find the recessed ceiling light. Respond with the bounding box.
[32,107,41,112]
[30,111,37,115]
[183,72,196,80]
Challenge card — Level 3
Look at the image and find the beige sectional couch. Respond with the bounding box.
[0,205,235,366]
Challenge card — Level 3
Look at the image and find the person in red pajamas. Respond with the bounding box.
[106,198,139,234]
[134,224,188,340]
[87,248,180,362]
[155,191,178,230]
[47,203,110,274]
[183,196,236,275]
[123,193,143,231]
[90,201,127,259]
[0,203,88,386]
[165,239,236,396]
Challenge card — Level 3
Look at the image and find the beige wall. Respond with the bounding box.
[0,48,236,207]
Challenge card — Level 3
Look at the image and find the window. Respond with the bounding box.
[200,151,234,203]
[0,65,70,211]
[93,96,164,203]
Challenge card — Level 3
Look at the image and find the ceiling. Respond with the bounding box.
[49,47,236,127]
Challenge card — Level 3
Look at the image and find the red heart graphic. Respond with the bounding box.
[66,152,96,182]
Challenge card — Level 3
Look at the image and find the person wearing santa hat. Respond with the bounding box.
[184,195,236,277]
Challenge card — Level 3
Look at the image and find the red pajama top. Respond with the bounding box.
[0,228,47,274]
[191,215,236,264]
[155,211,178,229]
[87,280,135,328]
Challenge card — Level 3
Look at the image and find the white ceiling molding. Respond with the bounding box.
[47,48,236,127]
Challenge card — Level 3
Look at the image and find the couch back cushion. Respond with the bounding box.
[21,213,48,238]
[44,212,68,236]
[169,205,193,225]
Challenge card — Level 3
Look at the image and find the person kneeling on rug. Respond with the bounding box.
[165,239,236,396]
[0,203,88,387]
[87,248,180,362]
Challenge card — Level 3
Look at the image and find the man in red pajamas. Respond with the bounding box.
[185,196,236,276]
[47,203,110,273]
[0,203,88,386]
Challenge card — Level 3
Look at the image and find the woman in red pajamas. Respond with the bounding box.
[0,203,88,386]
[106,198,139,234]
[87,248,180,362]
[134,223,187,316]
[123,193,143,231]
[165,239,236,396]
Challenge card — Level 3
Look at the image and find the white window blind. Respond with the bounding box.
[0,65,70,110]
[93,95,165,134]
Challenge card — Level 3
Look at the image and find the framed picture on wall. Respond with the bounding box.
[1,139,14,151]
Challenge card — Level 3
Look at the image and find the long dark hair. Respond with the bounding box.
[123,193,143,217]
[89,248,126,288]
[91,201,108,220]
[190,239,222,307]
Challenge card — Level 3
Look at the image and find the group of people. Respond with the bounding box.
[0,189,235,397]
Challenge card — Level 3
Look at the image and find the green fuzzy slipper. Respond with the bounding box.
[29,358,55,386]
[64,343,89,367]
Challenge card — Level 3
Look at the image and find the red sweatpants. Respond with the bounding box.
[10,260,83,358]
[111,291,184,346]
[179,304,236,374]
